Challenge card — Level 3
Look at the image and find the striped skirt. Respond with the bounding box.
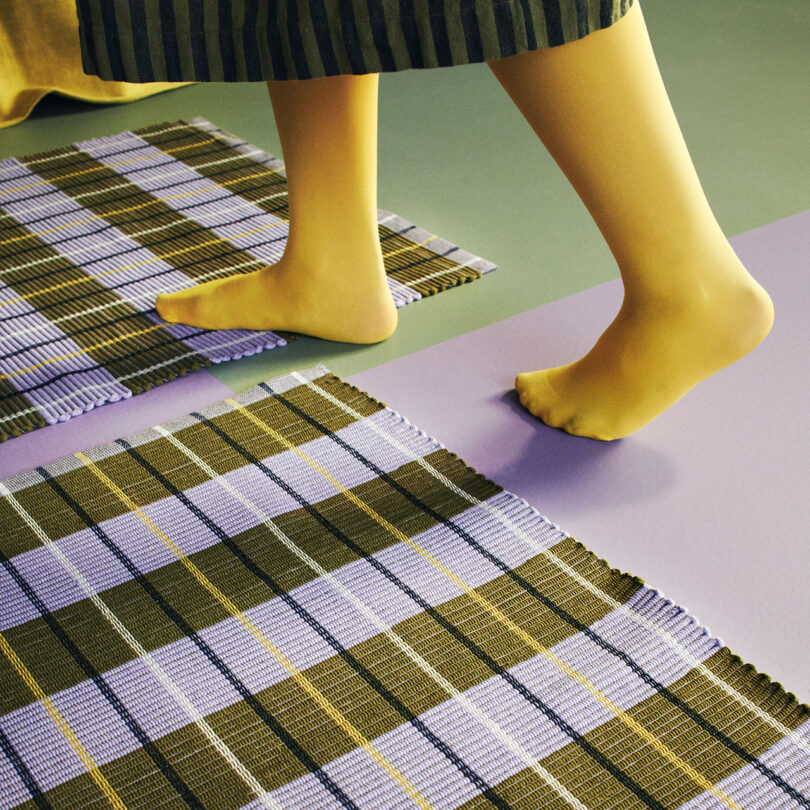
[76,0,633,82]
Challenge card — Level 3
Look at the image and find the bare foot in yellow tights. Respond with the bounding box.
[516,264,774,440]
[156,73,396,344]
[156,250,397,343]
[489,3,774,439]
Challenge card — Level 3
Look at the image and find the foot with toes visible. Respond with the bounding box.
[515,269,774,441]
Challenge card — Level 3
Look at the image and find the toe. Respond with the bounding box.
[561,413,621,441]
[515,371,559,414]
[155,288,211,329]
[155,293,177,323]
[539,403,571,430]
[517,386,532,410]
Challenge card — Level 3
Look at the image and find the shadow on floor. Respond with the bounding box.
[491,389,678,512]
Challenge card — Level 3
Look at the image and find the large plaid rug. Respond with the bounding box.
[0,119,495,441]
[0,366,807,809]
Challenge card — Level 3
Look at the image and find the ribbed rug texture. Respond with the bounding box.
[0,365,807,809]
[0,119,495,441]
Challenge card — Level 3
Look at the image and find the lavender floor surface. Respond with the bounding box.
[0,369,233,479]
[350,210,810,704]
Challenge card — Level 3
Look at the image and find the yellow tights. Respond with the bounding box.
[156,3,773,440]
[156,73,397,344]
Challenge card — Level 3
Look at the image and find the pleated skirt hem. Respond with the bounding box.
[77,0,632,82]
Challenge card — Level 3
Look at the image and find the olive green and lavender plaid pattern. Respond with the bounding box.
[0,366,808,809]
[0,119,495,441]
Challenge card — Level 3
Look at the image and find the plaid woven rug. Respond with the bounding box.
[1,366,807,810]
[0,118,495,441]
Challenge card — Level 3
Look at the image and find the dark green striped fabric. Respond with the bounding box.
[1,364,808,809]
[75,0,633,82]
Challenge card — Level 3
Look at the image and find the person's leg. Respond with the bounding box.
[488,2,773,440]
[156,73,397,344]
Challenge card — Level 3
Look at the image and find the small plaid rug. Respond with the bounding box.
[0,119,495,441]
[0,365,807,810]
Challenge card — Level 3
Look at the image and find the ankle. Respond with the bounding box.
[621,242,760,306]
[283,234,383,274]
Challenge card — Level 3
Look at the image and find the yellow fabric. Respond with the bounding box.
[0,0,188,129]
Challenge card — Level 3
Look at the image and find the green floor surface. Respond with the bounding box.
[1,0,807,391]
